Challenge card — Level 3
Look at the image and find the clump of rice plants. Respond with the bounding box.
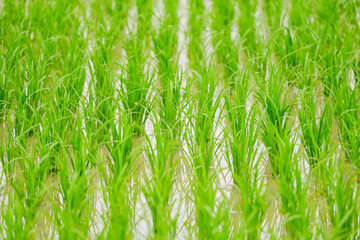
[256,65,293,177]
[224,67,266,239]
[299,89,334,168]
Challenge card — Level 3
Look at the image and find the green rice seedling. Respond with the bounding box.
[136,0,153,43]
[265,1,306,83]
[152,11,183,142]
[55,133,93,239]
[211,0,234,37]
[0,38,21,119]
[114,0,133,29]
[232,162,266,239]
[0,71,10,120]
[155,67,182,143]
[188,0,206,69]
[118,0,155,136]
[27,0,82,36]
[236,0,258,57]
[1,137,49,239]
[47,113,94,239]
[187,150,233,239]
[315,0,340,37]
[90,0,131,45]
[289,0,312,29]
[18,145,50,236]
[86,1,133,143]
[39,81,85,173]
[1,187,29,239]
[188,158,233,239]
[313,0,357,98]
[263,0,283,32]
[0,119,35,183]
[293,53,316,90]
[55,170,93,239]
[272,14,305,78]
[211,0,235,65]
[88,54,117,143]
[339,0,360,34]
[143,110,179,239]
[152,26,177,73]
[211,1,240,91]
[276,133,310,239]
[119,39,154,135]
[14,0,87,87]
[333,84,360,171]
[350,57,360,86]
[152,8,178,75]
[40,26,88,159]
[32,0,86,58]
[192,181,233,240]
[82,101,114,166]
[221,39,240,93]
[12,46,51,137]
[70,113,97,174]
[90,14,118,66]
[263,0,283,54]
[324,159,359,239]
[299,89,334,168]
[278,29,302,85]
[49,4,88,108]
[256,65,293,176]
[106,109,134,178]
[145,28,182,233]
[2,187,34,240]
[100,174,135,240]
[318,51,348,98]
[0,127,15,182]
[231,174,266,238]
[286,1,319,83]
[0,0,26,28]
[37,104,63,174]
[224,110,266,239]
[0,0,64,124]
[224,67,254,184]
[289,14,317,62]
[6,0,90,155]
[99,109,135,239]
[266,0,313,85]
[187,62,220,183]
[122,0,155,132]
[185,62,231,239]
[224,68,266,238]
[54,47,87,110]
[163,0,179,26]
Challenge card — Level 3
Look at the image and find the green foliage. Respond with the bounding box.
[1,0,360,238]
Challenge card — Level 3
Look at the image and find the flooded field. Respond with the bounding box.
[1,0,360,239]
